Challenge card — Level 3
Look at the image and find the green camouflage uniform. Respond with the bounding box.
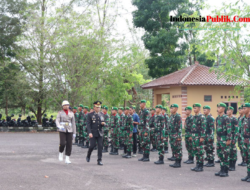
[78,111,84,141]
[163,113,170,150]
[238,116,244,159]
[119,113,125,146]
[229,116,239,161]
[149,114,156,148]
[123,114,134,152]
[74,112,79,141]
[242,115,250,173]
[82,112,89,143]
[138,108,150,155]
[103,112,110,147]
[110,114,120,149]
[169,113,182,159]
[153,114,165,156]
[204,114,215,161]
[184,115,193,157]
[216,114,232,168]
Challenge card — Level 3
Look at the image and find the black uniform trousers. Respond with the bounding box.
[87,134,103,161]
[59,131,73,156]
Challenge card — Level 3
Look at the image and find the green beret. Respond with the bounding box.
[141,99,146,103]
[150,108,156,111]
[243,103,250,108]
[228,106,234,110]
[155,105,163,109]
[104,106,108,110]
[163,107,167,111]
[132,106,136,109]
[118,107,124,110]
[203,105,211,110]
[112,107,118,111]
[217,102,227,108]
[193,103,201,108]
[125,107,130,110]
[84,106,89,110]
[79,104,84,108]
[73,107,78,110]
[185,106,192,111]
[238,106,243,110]
[170,104,178,108]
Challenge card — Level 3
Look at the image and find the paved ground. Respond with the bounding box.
[0,133,249,190]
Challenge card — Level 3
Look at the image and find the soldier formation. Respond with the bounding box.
[70,100,250,182]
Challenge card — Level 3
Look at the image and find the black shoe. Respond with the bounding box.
[195,163,204,172]
[204,157,208,161]
[81,141,85,148]
[215,166,222,176]
[186,156,194,164]
[204,159,215,167]
[238,159,247,166]
[125,152,132,159]
[97,161,103,166]
[164,147,168,153]
[229,160,236,171]
[138,154,145,161]
[110,148,119,155]
[143,154,150,162]
[168,153,176,161]
[102,146,108,153]
[170,159,181,168]
[220,166,229,177]
[241,172,250,181]
[83,142,89,148]
[191,162,198,171]
[86,156,90,162]
[154,156,164,164]
[215,159,221,163]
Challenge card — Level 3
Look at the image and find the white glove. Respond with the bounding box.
[73,134,76,138]
[57,125,64,130]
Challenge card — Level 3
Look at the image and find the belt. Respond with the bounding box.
[60,122,72,127]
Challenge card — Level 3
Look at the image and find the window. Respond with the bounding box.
[204,95,212,102]
[224,102,229,114]
[231,103,237,114]
[225,96,227,99]
[221,96,223,99]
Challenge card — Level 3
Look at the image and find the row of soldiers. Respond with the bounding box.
[71,100,250,182]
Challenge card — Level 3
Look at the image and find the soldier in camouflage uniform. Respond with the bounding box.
[149,108,157,152]
[241,103,250,182]
[109,107,120,155]
[162,107,169,153]
[190,103,206,172]
[169,104,182,168]
[227,106,239,171]
[82,106,89,148]
[183,106,194,164]
[122,107,134,158]
[77,104,84,147]
[215,103,232,177]
[118,107,126,154]
[153,105,165,164]
[138,100,151,162]
[238,105,247,166]
[102,106,110,153]
[203,105,215,167]
[73,107,79,145]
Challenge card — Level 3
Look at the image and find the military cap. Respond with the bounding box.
[119,107,124,110]
[78,104,84,108]
[84,106,89,110]
[112,107,118,111]
[93,101,102,108]
[193,103,201,108]
[203,105,211,110]
[141,99,146,103]
[103,106,108,110]
[163,107,167,111]
[125,107,130,110]
[228,106,234,110]
[170,104,179,108]
[132,106,136,109]
[150,108,156,111]
[243,103,250,107]
[238,105,243,110]
[73,107,78,110]
[155,105,163,109]
[217,102,227,108]
[185,106,192,111]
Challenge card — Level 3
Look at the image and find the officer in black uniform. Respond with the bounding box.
[86,101,105,165]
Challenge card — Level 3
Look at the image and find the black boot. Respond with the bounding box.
[97,160,103,166]
[138,154,145,161]
[102,146,108,153]
[170,159,181,168]
[229,160,236,171]
[238,158,247,166]
[73,137,78,145]
[138,147,143,154]
[109,145,114,154]
[220,166,229,177]
[168,153,176,161]
[154,156,164,164]
[164,146,168,153]
[81,141,85,148]
[186,156,194,164]
[122,145,127,156]
[110,148,119,155]
[119,142,124,150]
[204,159,215,167]
[241,171,250,181]
[125,151,132,158]
[77,138,82,147]
[83,142,89,148]
[191,162,198,171]
[151,145,157,152]
[204,157,208,161]
[215,159,221,163]
[215,166,222,176]
[195,163,204,172]
[143,154,150,162]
